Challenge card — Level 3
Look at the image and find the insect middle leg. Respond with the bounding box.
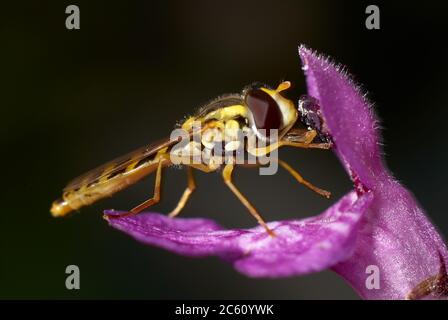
[166,154,217,218]
[277,159,331,198]
[168,166,196,218]
[222,163,275,237]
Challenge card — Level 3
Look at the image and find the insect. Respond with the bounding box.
[51,81,332,236]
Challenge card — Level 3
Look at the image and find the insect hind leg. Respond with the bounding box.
[107,157,165,219]
[129,158,164,214]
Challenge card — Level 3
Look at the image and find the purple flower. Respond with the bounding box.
[105,46,448,300]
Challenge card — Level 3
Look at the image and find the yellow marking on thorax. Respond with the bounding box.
[204,105,247,122]
[181,117,197,131]
[182,105,248,132]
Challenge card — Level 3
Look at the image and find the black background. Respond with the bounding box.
[1,0,447,299]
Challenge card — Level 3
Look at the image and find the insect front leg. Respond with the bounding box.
[284,128,318,144]
[247,139,331,157]
[222,163,275,237]
[302,130,318,144]
[280,140,331,150]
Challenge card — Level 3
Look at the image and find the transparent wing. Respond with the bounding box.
[63,137,176,193]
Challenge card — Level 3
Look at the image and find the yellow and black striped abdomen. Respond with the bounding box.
[51,139,175,217]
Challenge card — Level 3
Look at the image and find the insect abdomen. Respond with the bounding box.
[51,154,168,217]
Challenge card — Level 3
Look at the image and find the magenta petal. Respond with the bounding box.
[105,191,373,278]
[104,211,237,257]
[102,45,447,299]
[299,46,448,299]
[299,45,385,190]
[333,183,448,299]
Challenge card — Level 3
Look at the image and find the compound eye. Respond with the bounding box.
[245,89,282,132]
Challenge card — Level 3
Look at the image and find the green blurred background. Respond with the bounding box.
[1,0,447,299]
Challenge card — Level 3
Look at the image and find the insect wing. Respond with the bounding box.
[63,137,176,193]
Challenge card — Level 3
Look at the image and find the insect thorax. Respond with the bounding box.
[174,108,271,169]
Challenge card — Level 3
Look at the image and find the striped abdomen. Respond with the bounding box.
[51,143,173,217]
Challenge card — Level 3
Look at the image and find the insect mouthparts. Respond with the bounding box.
[298,95,332,143]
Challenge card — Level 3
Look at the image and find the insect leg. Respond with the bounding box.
[298,129,317,143]
[168,162,218,217]
[280,140,331,149]
[284,128,317,143]
[128,158,164,214]
[247,139,331,157]
[222,163,275,237]
[168,166,196,218]
[278,159,331,198]
[188,163,217,173]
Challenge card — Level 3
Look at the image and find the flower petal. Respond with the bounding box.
[299,45,448,299]
[105,190,373,278]
[299,45,385,190]
[333,183,448,299]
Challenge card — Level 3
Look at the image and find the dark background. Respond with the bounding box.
[1,1,447,299]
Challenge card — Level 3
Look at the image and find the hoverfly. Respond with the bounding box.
[51,81,331,236]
